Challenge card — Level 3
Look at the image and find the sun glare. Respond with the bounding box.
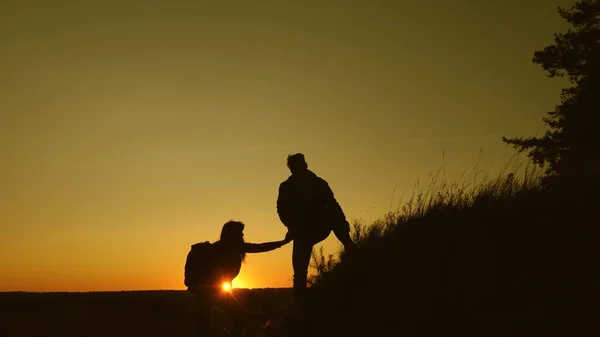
[222,282,232,292]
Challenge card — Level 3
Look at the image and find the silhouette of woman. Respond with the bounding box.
[193,220,290,337]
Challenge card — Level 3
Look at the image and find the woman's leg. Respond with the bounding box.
[215,292,245,337]
[193,291,213,337]
[292,235,321,307]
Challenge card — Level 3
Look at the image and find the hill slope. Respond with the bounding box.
[302,174,598,337]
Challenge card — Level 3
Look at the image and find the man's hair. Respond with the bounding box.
[287,153,308,172]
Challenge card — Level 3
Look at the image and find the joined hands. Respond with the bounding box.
[283,230,295,244]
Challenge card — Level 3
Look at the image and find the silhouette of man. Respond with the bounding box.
[277,153,357,306]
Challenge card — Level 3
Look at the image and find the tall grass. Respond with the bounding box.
[309,154,543,283]
[294,154,598,337]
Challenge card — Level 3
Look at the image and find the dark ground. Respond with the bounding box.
[0,288,293,337]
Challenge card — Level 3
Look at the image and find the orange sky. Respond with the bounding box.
[0,0,573,292]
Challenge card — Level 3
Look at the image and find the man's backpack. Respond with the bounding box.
[184,241,219,293]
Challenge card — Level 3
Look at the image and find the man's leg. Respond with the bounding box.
[332,220,357,252]
[292,239,314,305]
[290,239,313,336]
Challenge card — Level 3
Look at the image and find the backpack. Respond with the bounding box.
[184,241,219,293]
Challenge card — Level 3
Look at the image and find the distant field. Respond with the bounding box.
[0,289,293,337]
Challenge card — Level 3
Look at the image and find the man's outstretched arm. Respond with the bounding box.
[276,183,293,228]
[277,183,299,240]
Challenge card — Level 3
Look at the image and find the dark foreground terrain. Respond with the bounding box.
[2,176,599,337]
[0,288,293,337]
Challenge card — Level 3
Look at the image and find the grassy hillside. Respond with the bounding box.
[299,166,598,337]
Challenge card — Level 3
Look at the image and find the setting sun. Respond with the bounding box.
[222,282,232,292]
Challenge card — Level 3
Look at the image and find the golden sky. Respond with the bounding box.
[0,0,574,291]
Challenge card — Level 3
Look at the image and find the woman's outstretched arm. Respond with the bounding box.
[243,240,288,253]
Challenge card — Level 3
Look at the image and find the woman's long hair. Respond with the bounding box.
[219,220,246,262]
